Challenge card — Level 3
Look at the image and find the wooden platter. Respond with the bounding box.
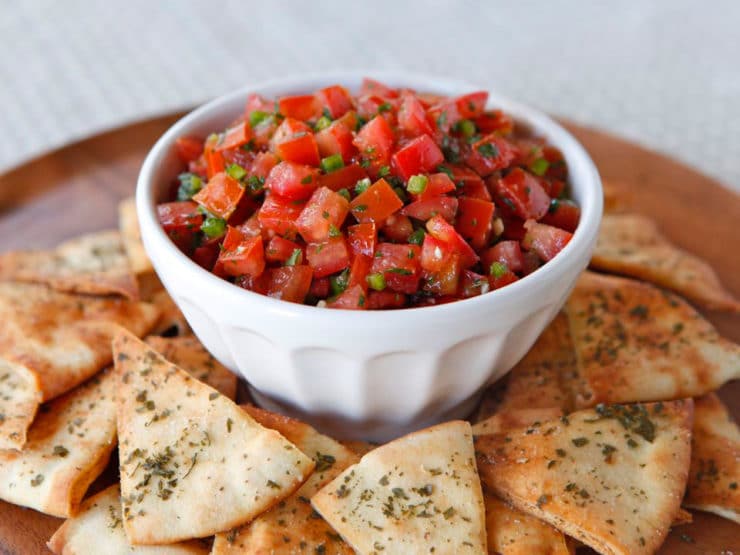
[0,114,738,554]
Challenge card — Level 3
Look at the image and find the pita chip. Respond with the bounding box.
[601,180,631,214]
[312,420,487,555]
[343,439,379,457]
[684,393,740,524]
[114,331,314,544]
[0,282,159,401]
[565,272,740,406]
[476,400,693,555]
[0,230,139,299]
[484,493,573,555]
[0,356,42,450]
[591,213,740,312]
[119,197,154,276]
[148,290,192,337]
[0,369,118,517]
[48,484,209,555]
[212,405,358,554]
[145,336,236,400]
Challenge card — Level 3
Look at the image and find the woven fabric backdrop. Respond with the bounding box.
[2,0,739,191]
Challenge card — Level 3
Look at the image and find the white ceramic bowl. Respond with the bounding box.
[137,71,602,441]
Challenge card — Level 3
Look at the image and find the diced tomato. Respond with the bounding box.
[367,290,407,309]
[522,220,573,262]
[192,173,244,220]
[454,91,488,119]
[370,243,421,294]
[401,197,458,223]
[398,94,435,138]
[251,117,278,150]
[296,187,350,242]
[455,198,495,249]
[381,214,414,242]
[465,135,519,176]
[215,121,252,151]
[271,118,320,166]
[318,163,367,192]
[250,152,279,181]
[353,115,395,168]
[495,168,551,220]
[413,172,457,201]
[422,252,461,296]
[278,94,320,121]
[489,268,519,290]
[420,234,456,272]
[391,135,444,181]
[347,222,377,257]
[238,212,269,240]
[425,214,478,268]
[266,266,313,303]
[175,136,204,163]
[350,178,404,224]
[347,254,372,291]
[481,241,524,274]
[221,146,255,170]
[258,193,304,238]
[542,146,568,180]
[204,139,225,179]
[245,93,273,117]
[192,241,220,271]
[265,161,320,201]
[357,95,397,124]
[316,85,354,119]
[315,121,356,163]
[336,110,359,131]
[218,235,265,278]
[309,277,330,298]
[428,91,488,134]
[359,78,398,98]
[448,165,488,198]
[540,199,580,232]
[460,270,489,298]
[235,272,270,295]
[265,236,302,264]
[521,250,541,276]
[306,237,350,278]
[474,110,514,134]
[327,284,367,310]
[540,178,566,199]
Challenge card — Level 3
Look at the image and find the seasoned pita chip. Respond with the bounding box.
[0,369,118,517]
[684,393,740,524]
[565,272,740,406]
[476,400,693,555]
[0,282,159,401]
[149,290,191,337]
[145,336,236,400]
[114,332,314,544]
[0,356,42,450]
[0,230,139,299]
[48,484,209,554]
[213,405,358,554]
[484,493,573,555]
[591,213,740,312]
[312,420,487,554]
[119,197,154,276]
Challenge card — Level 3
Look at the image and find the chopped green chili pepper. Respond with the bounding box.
[314,116,332,131]
[176,173,203,201]
[225,163,247,180]
[366,273,386,291]
[248,110,270,127]
[285,248,302,266]
[354,178,371,194]
[407,174,429,194]
[320,154,344,173]
[201,216,226,239]
[530,158,550,176]
[490,261,508,278]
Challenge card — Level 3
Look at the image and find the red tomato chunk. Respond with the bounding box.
[160,79,579,308]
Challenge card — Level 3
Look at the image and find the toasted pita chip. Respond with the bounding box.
[601,180,631,213]
[343,440,379,457]
[312,420,487,554]
[485,493,573,555]
[476,400,693,555]
[0,356,42,450]
[0,230,139,299]
[213,405,358,554]
[0,282,159,401]
[673,508,693,526]
[684,393,740,524]
[591,213,740,312]
[149,290,191,337]
[0,369,118,517]
[145,336,236,400]
[119,197,154,276]
[565,272,740,406]
[48,484,209,554]
[114,331,314,544]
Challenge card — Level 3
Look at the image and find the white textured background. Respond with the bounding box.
[1,0,739,192]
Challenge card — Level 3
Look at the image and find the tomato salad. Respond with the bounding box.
[158,78,579,309]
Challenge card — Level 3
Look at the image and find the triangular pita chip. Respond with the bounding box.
[484,493,573,555]
[0,356,42,450]
[145,336,236,400]
[683,393,740,524]
[312,420,487,554]
[476,400,693,555]
[114,331,314,544]
[0,369,118,517]
[148,290,191,337]
[343,439,379,457]
[0,282,159,400]
[119,197,154,276]
[565,272,740,405]
[591,213,740,312]
[0,230,139,299]
[213,405,358,554]
[48,484,209,554]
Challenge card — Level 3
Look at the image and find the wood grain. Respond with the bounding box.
[0,115,737,554]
